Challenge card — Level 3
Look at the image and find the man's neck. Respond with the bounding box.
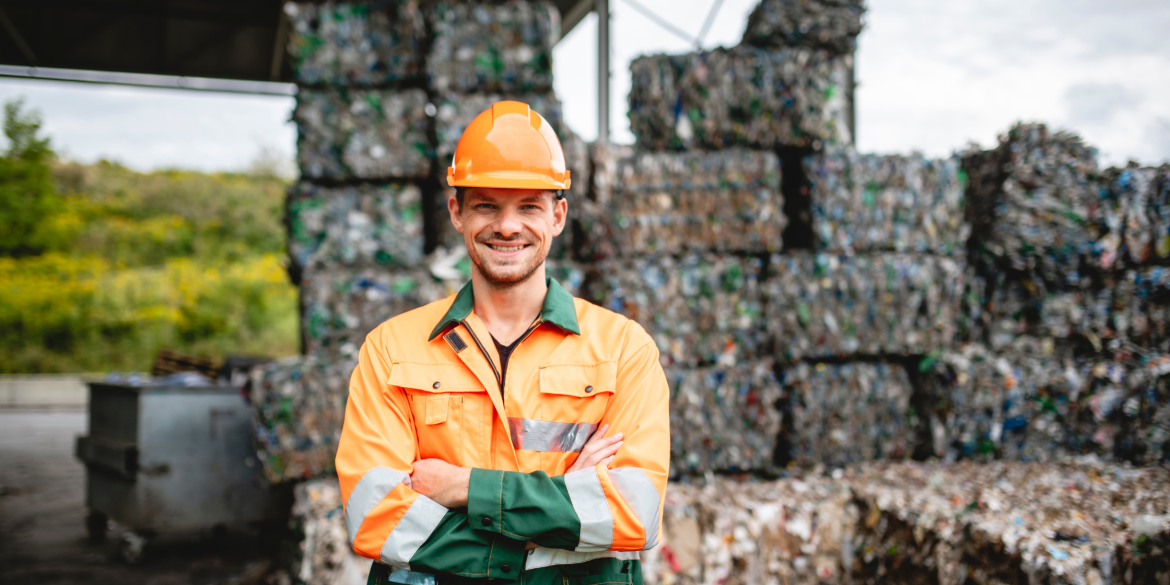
[471,263,548,346]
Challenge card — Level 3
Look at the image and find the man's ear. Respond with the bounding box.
[447,191,464,234]
[551,196,567,237]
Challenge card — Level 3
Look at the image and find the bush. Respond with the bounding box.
[0,98,299,373]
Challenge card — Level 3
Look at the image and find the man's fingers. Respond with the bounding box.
[584,440,622,468]
[578,437,621,467]
[567,426,625,473]
[581,429,623,455]
[602,455,615,468]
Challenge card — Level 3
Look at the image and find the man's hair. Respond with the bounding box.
[454,187,565,210]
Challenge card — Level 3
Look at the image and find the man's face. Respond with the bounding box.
[448,187,567,288]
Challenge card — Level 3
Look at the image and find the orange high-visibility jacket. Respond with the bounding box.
[336,278,670,585]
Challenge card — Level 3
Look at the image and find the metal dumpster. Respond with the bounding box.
[75,382,288,561]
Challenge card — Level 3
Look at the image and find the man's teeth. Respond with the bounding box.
[488,244,526,252]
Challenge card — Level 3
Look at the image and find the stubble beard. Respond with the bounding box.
[468,233,548,290]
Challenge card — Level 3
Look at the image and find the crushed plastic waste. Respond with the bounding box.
[588,254,770,368]
[293,88,431,180]
[628,47,851,151]
[923,342,1170,465]
[285,1,425,87]
[741,0,865,56]
[764,253,968,359]
[777,361,915,467]
[852,460,1170,585]
[428,1,558,94]
[806,148,968,255]
[963,123,1104,283]
[300,265,456,360]
[287,181,426,273]
[604,149,786,257]
[663,362,784,475]
[277,8,1170,584]
[289,478,372,585]
[250,356,356,483]
[643,463,1170,585]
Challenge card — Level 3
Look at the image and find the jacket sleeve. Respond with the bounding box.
[336,332,526,579]
[467,339,671,552]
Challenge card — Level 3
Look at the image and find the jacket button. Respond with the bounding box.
[501,564,512,573]
[584,385,593,393]
[481,517,492,526]
[433,381,441,389]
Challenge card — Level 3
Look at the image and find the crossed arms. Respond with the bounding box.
[334,329,670,577]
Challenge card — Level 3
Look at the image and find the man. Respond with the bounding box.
[335,100,670,585]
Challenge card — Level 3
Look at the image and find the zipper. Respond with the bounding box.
[459,319,502,391]
[459,318,543,396]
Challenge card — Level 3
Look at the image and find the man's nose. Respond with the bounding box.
[492,206,524,237]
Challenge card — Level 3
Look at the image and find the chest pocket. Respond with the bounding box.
[538,362,618,424]
[390,362,487,466]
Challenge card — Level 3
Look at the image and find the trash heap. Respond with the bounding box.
[288,478,373,585]
[616,0,980,475]
[254,0,587,485]
[643,461,1170,585]
[262,0,1170,583]
[934,123,1170,465]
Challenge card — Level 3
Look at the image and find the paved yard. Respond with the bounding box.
[0,411,280,585]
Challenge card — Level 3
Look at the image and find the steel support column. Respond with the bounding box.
[596,0,609,145]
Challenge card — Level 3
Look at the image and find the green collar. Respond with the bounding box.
[428,278,580,341]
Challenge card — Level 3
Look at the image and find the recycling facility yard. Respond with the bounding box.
[2,0,1169,583]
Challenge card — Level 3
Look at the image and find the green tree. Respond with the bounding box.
[0,98,58,256]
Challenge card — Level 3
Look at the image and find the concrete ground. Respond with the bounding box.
[0,411,281,585]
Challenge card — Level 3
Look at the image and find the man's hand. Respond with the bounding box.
[567,424,623,473]
[411,459,471,508]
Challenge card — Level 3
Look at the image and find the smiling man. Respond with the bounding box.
[335,101,670,585]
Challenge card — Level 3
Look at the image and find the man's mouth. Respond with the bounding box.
[485,243,529,253]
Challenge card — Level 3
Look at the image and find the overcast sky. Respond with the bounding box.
[0,0,1166,172]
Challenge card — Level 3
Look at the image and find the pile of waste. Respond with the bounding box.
[606,149,786,256]
[428,1,559,94]
[777,361,916,467]
[806,149,968,255]
[741,0,865,55]
[271,0,1170,582]
[250,356,356,483]
[628,47,851,151]
[765,253,968,359]
[285,1,425,86]
[642,462,1170,585]
[665,362,784,474]
[287,182,426,273]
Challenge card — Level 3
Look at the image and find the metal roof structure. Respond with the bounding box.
[0,0,595,93]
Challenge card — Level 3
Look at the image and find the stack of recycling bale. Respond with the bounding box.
[253,0,586,486]
[773,148,970,468]
[613,0,972,476]
[923,123,1170,465]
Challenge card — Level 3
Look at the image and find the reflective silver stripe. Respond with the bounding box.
[564,467,614,552]
[345,466,409,546]
[381,494,447,568]
[389,568,436,585]
[526,546,640,570]
[607,468,662,550]
[509,418,598,453]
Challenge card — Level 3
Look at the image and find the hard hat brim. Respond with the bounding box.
[447,168,571,191]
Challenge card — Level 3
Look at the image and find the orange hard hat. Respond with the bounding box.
[447,100,571,191]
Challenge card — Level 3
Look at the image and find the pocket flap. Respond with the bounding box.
[389,362,483,392]
[539,362,618,397]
